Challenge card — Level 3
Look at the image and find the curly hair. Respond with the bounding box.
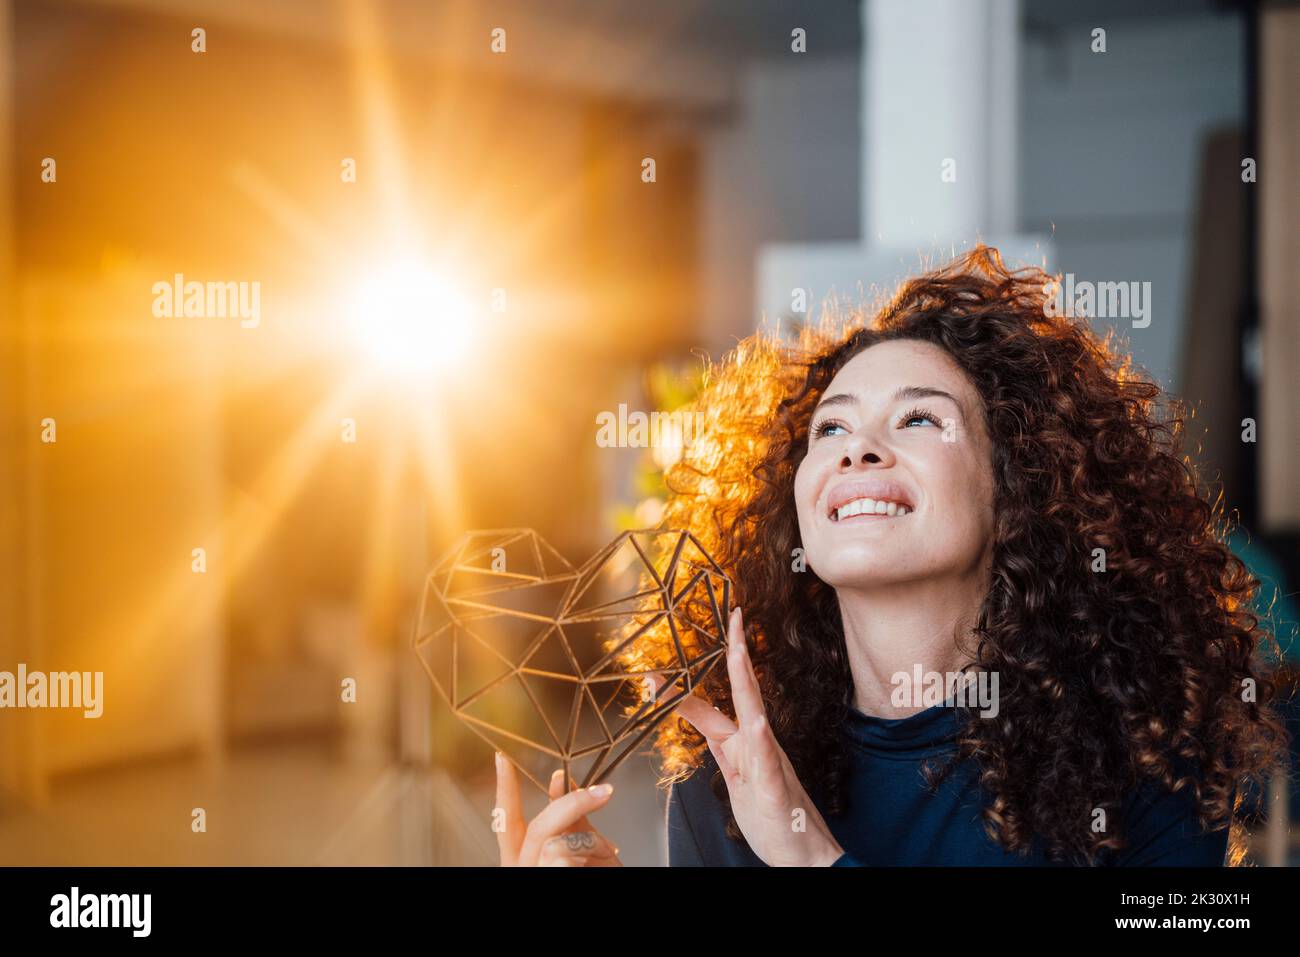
[639,244,1290,865]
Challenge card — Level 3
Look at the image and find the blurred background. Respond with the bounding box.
[0,0,1297,866]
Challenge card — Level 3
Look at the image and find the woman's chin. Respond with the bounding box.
[812,556,918,591]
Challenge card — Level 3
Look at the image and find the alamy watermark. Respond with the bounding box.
[152,273,261,328]
[890,666,999,718]
[50,887,150,937]
[0,664,103,718]
[595,403,705,450]
[1043,274,1151,329]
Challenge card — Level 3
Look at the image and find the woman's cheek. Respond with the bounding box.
[792,460,818,522]
[793,487,820,559]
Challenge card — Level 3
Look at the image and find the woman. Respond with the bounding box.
[494,246,1288,867]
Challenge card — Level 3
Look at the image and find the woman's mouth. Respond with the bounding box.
[829,496,912,522]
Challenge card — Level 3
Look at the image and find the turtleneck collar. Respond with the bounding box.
[841,701,965,756]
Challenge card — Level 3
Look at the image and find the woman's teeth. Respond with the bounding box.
[832,498,911,521]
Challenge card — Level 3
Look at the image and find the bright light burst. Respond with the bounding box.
[346,259,474,377]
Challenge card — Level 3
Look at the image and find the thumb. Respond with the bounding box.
[673,690,738,742]
[646,672,737,742]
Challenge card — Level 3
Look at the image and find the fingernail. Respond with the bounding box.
[589,783,613,798]
[494,751,504,769]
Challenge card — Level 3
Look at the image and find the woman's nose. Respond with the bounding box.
[839,435,888,471]
[839,450,880,470]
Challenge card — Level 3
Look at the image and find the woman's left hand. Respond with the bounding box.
[495,756,624,867]
[668,606,846,867]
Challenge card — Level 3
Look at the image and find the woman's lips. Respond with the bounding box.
[825,478,916,522]
[831,497,911,521]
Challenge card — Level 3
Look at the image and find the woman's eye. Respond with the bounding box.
[900,408,941,428]
[813,420,847,438]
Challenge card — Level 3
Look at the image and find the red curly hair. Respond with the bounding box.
[634,245,1289,865]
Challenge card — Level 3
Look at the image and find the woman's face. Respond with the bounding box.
[793,339,996,591]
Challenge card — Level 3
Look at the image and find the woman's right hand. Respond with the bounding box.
[493,752,623,867]
[665,606,845,867]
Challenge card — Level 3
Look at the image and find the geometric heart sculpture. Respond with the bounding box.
[412,527,730,795]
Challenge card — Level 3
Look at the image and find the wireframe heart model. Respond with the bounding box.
[413,528,730,794]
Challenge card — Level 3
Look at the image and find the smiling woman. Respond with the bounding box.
[643,245,1289,867]
[792,339,996,638]
[494,245,1290,868]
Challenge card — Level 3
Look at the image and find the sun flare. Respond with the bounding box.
[346,259,474,376]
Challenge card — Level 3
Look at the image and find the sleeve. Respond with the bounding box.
[664,762,768,866]
[831,852,867,866]
[1114,773,1230,867]
[665,780,708,866]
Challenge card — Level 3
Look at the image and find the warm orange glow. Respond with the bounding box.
[345,258,474,376]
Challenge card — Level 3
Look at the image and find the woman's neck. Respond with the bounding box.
[836,572,987,719]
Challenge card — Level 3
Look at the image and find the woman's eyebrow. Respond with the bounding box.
[814,386,965,416]
[812,392,856,414]
[892,385,963,412]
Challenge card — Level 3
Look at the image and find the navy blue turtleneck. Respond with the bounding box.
[665,702,1229,866]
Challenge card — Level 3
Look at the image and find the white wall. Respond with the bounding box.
[1020,13,1245,389]
[724,8,1243,391]
[699,55,861,347]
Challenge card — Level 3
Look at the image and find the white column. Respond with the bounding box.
[755,0,1044,333]
[864,0,1020,245]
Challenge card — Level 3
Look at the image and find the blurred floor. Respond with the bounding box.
[0,740,670,866]
[0,739,1286,866]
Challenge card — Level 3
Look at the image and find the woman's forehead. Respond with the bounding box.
[826,339,974,399]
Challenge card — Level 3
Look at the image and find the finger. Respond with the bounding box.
[706,737,740,789]
[648,667,737,744]
[743,713,789,806]
[645,659,741,788]
[673,691,738,743]
[494,752,526,867]
[541,853,623,868]
[537,830,619,867]
[552,769,595,834]
[726,607,767,729]
[518,784,616,866]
